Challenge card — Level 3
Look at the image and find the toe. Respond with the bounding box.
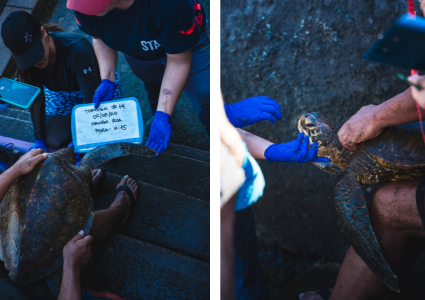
[116,175,130,189]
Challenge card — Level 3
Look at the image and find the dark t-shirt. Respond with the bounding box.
[38,31,100,102]
[73,0,206,61]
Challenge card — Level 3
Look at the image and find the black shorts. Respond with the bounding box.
[416,177,425,230]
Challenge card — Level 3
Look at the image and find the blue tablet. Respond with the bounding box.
[363,14,425,71]
[71,97,144,153]
[0,77,40,109]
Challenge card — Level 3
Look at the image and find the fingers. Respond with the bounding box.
[313,157,331,163]
[31,153,48,164]
[307,142,318,161]
[258,112,277,124]
[298,135,309,160]
[70,230,85,242]
[262,104,283,120]
[83,235,93,245]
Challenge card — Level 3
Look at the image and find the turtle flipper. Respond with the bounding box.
[335,170,400,292]
[80,143,157,170]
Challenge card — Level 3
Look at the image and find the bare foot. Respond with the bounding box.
[111,175,139,227]
[91,169,105,189]
[299,288,333,300]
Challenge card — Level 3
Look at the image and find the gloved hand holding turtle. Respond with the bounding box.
[29,139,48,152]
[264,132,330,163]
[224,96,282,127]
[92,79,116,109]
[145,111,173,156]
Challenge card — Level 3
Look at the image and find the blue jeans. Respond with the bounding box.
[234,206,270,300]
[122,31,210,136]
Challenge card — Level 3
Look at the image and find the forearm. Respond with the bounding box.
[0,168,20,202]
[375,87,425,128]
[93,37,117,82]
[157,50,192,115]
[58,265,82,300]
[237,129,272,160]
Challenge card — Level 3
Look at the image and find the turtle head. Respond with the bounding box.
[298,112,351,174]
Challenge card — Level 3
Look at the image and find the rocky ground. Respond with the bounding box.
[221,0,425,298]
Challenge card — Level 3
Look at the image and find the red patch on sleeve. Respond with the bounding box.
[74,15,81,26]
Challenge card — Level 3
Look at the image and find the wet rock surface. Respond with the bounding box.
[221,0,425,296]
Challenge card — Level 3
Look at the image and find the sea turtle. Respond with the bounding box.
[0,143,156,286]
[298,112,425,293]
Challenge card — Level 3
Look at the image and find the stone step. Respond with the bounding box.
[0,108,33,142]
[46,233,209,300]
[0,109,210,200]
[93,172,209,262]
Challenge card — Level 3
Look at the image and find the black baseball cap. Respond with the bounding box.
[1,11,44,70]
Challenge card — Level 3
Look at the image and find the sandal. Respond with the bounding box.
[114,183,138,232]
[299,289,332,300]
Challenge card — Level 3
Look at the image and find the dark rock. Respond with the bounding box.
[221,0,418,261]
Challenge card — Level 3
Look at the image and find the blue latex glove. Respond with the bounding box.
[0,103,10,110]
[29,140,47,152]
[0,161,9,172]
[92,79,116,109]
[224,96,282,128]
[67,141,83,166]
[235,142,265,211]
[145,111,173,156]
[264,132,331,163]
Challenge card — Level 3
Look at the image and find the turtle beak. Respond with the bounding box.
[298,114,317,145]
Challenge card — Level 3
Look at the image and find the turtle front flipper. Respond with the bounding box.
[80,143,157,169]
[335,169,399,292]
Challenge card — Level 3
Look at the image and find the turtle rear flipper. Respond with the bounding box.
[80,143,157,170]
[335,169,400,292]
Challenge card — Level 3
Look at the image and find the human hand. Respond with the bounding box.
[0,103,10,110]
[408,75,425,109]
[224,96,282,128]
[92,79,116,109]
[337,105,385,151]
[145,111,173,156]
[63,230,93,271]
[421,0,425,15]
[264,132,330,163]
[9,148,47,177]
[29,140,47,152]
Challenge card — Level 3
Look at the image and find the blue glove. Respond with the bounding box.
[235,142,265,211]
[92,79,116,109]
[264,132,331,163]
[29,140,47,152]
[0,161,9,172]
[145,111,173,156]
[0,103,10,110]
[67,141,84,166]
[224,96,282,128]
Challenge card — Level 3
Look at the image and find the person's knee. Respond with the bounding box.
[370,181,419,230]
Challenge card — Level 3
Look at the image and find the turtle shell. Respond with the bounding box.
[0,149,94,285]
[360,121,425,170]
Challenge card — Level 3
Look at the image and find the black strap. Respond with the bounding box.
[116,184,136,205]
[416,177,425,230]
[115,184,137,232]
[318,289,332,300]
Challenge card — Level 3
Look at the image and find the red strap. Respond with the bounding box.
[407,0,425,143]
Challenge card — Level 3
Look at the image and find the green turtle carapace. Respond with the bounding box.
[0,143,156,286]
[298,113,425,293]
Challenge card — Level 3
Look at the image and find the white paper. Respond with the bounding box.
[74,100,140,147]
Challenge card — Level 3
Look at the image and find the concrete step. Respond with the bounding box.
[46,233,209,300]
[0,109,210,200]
[94,172,209,261]
[0,108,33,142]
